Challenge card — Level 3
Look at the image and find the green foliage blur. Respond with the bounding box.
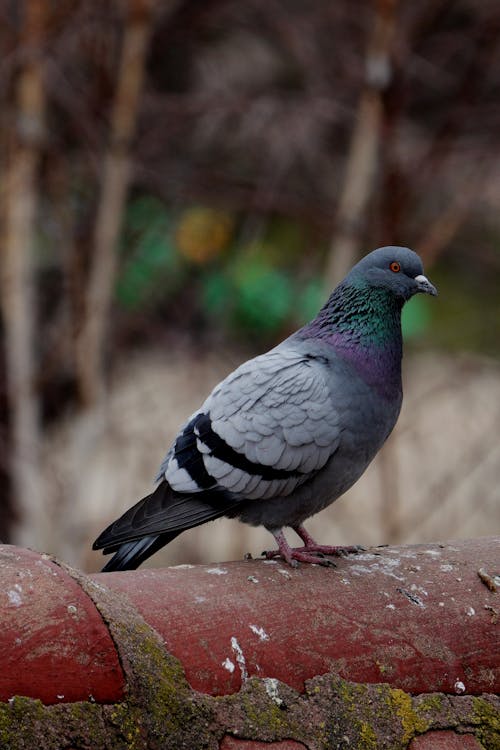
[117,196,184,309]
[116,195,327,340]
[115,195,499,355]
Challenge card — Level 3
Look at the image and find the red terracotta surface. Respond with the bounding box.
[409,730,484,749]
[1,538,499,705]
[220,738,306,749]
[0,546,124,705]
[97,537,500,696]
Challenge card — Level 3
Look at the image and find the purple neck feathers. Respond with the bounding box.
[297,282,404,399]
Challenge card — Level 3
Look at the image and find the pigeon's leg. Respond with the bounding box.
[265,529,337,567]
[293,525,364,556]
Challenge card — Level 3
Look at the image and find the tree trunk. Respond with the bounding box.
[0,0,47,548]
[75,0,153,408]
[325,0,398,288]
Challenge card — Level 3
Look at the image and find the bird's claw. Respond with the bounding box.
[262,547,337,567]
[301,543,364,557]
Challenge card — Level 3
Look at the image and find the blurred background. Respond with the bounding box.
[0,0,499,572]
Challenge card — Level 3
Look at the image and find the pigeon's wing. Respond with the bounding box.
[163,345,342,501]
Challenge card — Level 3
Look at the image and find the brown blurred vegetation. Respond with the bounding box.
[0,0,499,568]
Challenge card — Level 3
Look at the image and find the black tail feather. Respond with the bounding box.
[100,532,180,572]
[94,479,239,571]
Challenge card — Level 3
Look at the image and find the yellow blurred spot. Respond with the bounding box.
[176,207,233,264]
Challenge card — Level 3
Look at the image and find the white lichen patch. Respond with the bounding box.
[206,567,228,575]
[454,679,466,694]
[350,557,405,581]
[249,624,270,641]
[385,603,396,610]
[173,563,195,570]
[8,584,22,607]
[247,575,259,584]
[263,677,284,707]
[194,595,207,604]
[410,583,428,597]
[439,564,454,572]
[15,569,33,579]
[465,606,475,616]
[230,636,248,681]
[222,657,235,673]
[347,564,372,577]
[352,553,379,562]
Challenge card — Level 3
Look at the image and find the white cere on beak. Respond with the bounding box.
[414,274,438,296]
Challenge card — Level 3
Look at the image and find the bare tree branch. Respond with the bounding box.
[75,0,154,407]
[325,0,398,288]
[0,0,47,547]
[416,159,493,266]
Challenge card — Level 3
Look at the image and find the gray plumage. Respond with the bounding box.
[93,246,437,570]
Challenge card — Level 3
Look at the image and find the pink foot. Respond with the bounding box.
[294,543,364,557]
[264,527,363,568]
[264,546,337,567]
[294,525,364,557]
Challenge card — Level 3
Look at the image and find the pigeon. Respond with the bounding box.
[93,246,437,571]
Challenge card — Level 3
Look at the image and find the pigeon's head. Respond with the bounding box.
[346,246,437,302]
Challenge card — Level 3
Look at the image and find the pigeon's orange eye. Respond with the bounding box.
[390,261,401,273]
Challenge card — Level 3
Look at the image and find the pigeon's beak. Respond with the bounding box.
[414,274,438,297]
